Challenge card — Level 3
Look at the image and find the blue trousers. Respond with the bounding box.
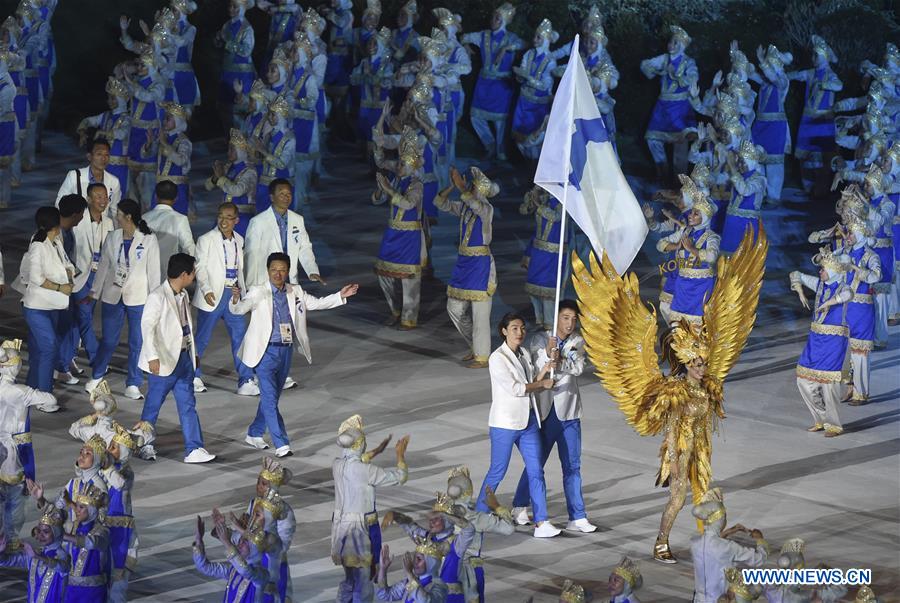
[60,273,99,370]
[193,289,254,385]
[512,410,586,521]
[141,350,205,455]
[23,307,61,393]
[475,412,549,522]
[249,344,291,448]
[93,301,143,387]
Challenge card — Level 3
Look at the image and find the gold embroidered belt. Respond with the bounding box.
[532,239,559,253]
[68,574,107,587]
[104,515,136,528]
[13,432,32,444]
[659,91,689,101]
[388,220,421,231]
[679,266,714,279]
[459,245,490,257]
[757,112,786,121]
[108,156,128,166]
[851,294,873,304]
[157,174,189,184]
[873,238,891,249]
[810,322,847,337]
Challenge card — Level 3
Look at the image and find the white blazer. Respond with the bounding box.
[71,208,115,293]
[91,230,161,306]
[22,239,74,310]
[138,282,195,377]
[229,283,345,369]
[487,343,542,430]
[55,167,122,218]
[142,204,196,276]
[530,331,585,422]
[192,228,246,311]
[243,208,319,287]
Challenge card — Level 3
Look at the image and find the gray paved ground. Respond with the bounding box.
[0,133,897,602]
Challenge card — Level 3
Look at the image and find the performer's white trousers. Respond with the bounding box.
[378,275,421,326]
[530,295,555,331]
[797,377,842,431]
[646,139,689,174]
[447,297,493,361]
[0,483,25,540]
[336,567,372,603]
[850,351,870,401]
[763,163,785,200]
[22,118,37,169]
[875,292,889,346]
[294,159,314,204]
[108,575,130,603]
[129,171,156,210]
[0,164,10,207]
[471,116,507,157]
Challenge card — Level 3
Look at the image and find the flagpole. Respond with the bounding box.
[549,182,569,377]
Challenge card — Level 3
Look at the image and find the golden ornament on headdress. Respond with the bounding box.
[302,9,325,35]
[364,0,382,18]
[780,537,805,554]
[534,19,558,43]
[16,0,38,20]
[228,128,251,154]
[268,94,292,118]
[559,579,585,603]
[38,506,64,528]
[670,24,691,47]
[587,22,607,47]
[864,165,884,190]
[724,567,753,600]
[83,434,108,458]
[431,491,453,514]
[0,339,23,367]
[248,78,268,102]
[401,0,417,16]
[432,7,460,31]
[73,483,107,509]
[495,2,515,23]
[410,72,433,105]
[447,465,470,481]
[106,77,132,100]
[156,8,177,32]
[854,585,876,603]
[470,167,498,198]
[245,527,268,550]
[420,32,448,60]
[259,458,290,487]
[413,536,445,560]
[844,212,872,238]
[161,101,188,122]
[150,22,173,47]
[584,5,602,27]
[811,35,836,63]
[612,556,642,589]
[139,50,157,67]
[338,414,365,436]
[111,429,137,451]
[887,141,900,165]
[690,163,711,188]
[89,379,113,402]
[255,490,285,519]
[764,44,792,70]
[716,92,738,118]
[738,139,764,164]
[813,247,847,275]
[678,173,714,218]
[171,0,198,15]
[670,320,711,365]
[270,49,293,74]
[398,126,424,169]
[373,26,391,47]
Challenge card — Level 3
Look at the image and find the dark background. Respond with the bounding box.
[5,0,898,175]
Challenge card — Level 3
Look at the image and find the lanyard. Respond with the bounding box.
[90,219,104,255]
[118,241,131,271]
[222,238,238,269]
[272,289,290,324]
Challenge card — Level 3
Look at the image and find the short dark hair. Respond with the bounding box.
[558,299,579,314]
[268,178,291,197]
[88,138,111,154]
[155,180,178,202]
[497,312,526,338]
[32,206,61,242]
[167,253,196,279]
[217,201,239,216]
[86,182,108,198]
[266,252,290,269]
[58,194,88,218]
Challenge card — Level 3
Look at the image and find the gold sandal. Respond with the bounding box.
[653,537,677,564]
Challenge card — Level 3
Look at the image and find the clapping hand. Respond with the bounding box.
[368,434,392,460]
[25,478,44,502]
[375,172,393,196]
[339,283,359,299]
[450,166,467,191]
[119,15,131,31]
[395,434,410,457]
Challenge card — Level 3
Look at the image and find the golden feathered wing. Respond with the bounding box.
[571,251,667,435]
[704,223,769,382]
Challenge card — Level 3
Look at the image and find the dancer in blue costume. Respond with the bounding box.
[373,125,426,329]
[193,516,269,603]
[168,0,201,112]
[16,1,46,170]
[77,78,132,201]
[0,51,16,209]
[791,249,852,437]
[750,44,792,204]
[0,339,58,549]
[353,0,381,67]
[518,186,562,330]
[607,556,643,603]
[217,0,256,129]
[323,0,354,130]
[462,3,522,161]
[882,143,900,325]
[436,167,498,368]
[511,19,557,161]
[298,10,329,181]
[721,140,767,255]
[289,35,321,205]
[125,51,165,208]
[583,25,619,150]
[1,28,30,189]
[256,0,301,61]
[60,483,110,602]
[838,216,881,406]
[432,8,470,168]
[0,506,68,603]
[656,176,720,324]
[641,25,698,184]
[375,540,448,602]
[350,27,392,159]
[119,12,177,113]
[862,166,895,348]
[388,0,420,109]
[788,35,842,194]
[253,95,295,215]
[236,79,270,140]
[207,130,257,232]
[146,101,192,215]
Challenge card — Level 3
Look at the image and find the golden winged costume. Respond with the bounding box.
[572,224,768,563]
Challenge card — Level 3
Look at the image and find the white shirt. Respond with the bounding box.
[23,238,74,310]
[142,204,196,276]
[332,449,407,517]
[55,167,122,218]
[487,343,541,430]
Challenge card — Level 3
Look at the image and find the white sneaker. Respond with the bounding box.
[237,381,261,396]
[245,435,269,450]
[512,507,532,526]
[282,377,297,390]
[70,360,84,375]
[184,448,216,463]
[124,385,144,400]
[566,518,598,533]
[138,445,157,461]
[84,377,102,393]
[54,371,79,385]
[274,445,293,458]
[193,377,208,393]
[533,522,562,538]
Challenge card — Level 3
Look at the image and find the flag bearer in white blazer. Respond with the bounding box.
[85,199,161,401]
[138,253,215,464]
[510,299,597,534]
[192,202,257,396]
[230,252,358,457]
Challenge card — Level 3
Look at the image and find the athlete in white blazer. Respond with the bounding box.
[243,180,322,287]
[87,200,161,399]
[138,253,214,464]
[142,181,196,276]
[229,251,358,457]
[55,139,122,217]
[511,300,597,533]
[475,312,561,538]
[191,202,255,395]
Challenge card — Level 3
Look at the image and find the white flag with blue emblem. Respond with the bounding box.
[534,35,647,275]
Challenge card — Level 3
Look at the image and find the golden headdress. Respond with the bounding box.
[139,49,157,68]
[844,212,872,238]
[259,457,292,487]
[763,44,792,70]
[229,128,252,154]
[724,567,753,600]
[161,101,188,122]
[811,34,836,63]
[470,167,499,198]
[171,0,198,15]
[447,465,473,497]
[887,141,900,165]
[534,19,559,44]
[398,126,424,169]
[670,24,691,47]
[302,9,325,36]
[669,320,710,365]
[495,2,515,23]
[73,483,107,509]
[363,0,382,19]
[559,579,585,603]
[722,118,745,144]
[729,47,753,78]
[715,92,739,120]
[864,165,884,191]
[430,491,453,514]
[586,22,607,47]
[813,247,847,275]
[255,489,285,519]
[690,163,711,189]
[89,380,117,415]
[838,184,868,220]
[432,7,460,31]
[678,173,714,218]
[106,76,132,100]
[248,78,269,102]
[413,535,445,560]
[855,586,876,603]
[37,506,64,528]
[270,49,293,75]
[612,556,643,589]
[780,538,805,554]
[420,31,449,61]
[373,26,391,47]
[337,414,366,450]
[150,22,173,48]
[294,33,315,61]
[16,0,38,20]
[693,487,726,524]
[886,42,899,66]
[83,434,108,458]
[156,8,177,32]
[738,139,764,164]
[111,428,137,451]
[0,339,22,367]
[268,94,292,119]
[867,82,886,108]
[584,4,602,27]
[245,526,271,551]
[410,72,434,105]
[401,0,417,16]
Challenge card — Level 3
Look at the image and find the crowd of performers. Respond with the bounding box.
[0,0,896,601]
